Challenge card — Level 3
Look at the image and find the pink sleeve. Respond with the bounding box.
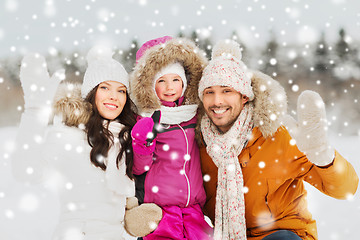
[132,151,154,175]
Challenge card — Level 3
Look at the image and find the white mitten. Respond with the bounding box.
[20,53,65,117]
[282,90,335,166]
[11,54,65,183]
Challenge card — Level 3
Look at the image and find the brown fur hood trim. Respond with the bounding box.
[196,70,287,141]
[251,70,287,138]
[130,38,208,113]
[52,82,92,127]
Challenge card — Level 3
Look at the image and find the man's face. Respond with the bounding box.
[202,85,248,133]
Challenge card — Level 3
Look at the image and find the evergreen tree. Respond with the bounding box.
[333,28,359,80]
[261,30,279,76]
[190,30,200,44]
[314,32,331,73]
[120,39,139,72]
[177,31,185,38]
[199,37,212,60]
[189,30,212,59]
[335,28,351,61]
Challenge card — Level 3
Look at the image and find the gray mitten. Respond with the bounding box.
[282,90,335,166]
[124,201,163,237]
[126,197,139,210]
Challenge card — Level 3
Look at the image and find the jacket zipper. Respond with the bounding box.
[177,124,191,207]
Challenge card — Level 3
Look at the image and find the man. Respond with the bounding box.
[198,40,359,240]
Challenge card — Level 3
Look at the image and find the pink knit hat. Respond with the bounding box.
[136,36,173,63]
[198,39,254,101]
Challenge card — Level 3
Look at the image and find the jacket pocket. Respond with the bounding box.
[266,177,295,219]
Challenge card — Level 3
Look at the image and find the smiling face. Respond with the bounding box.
[202,85,249,133]
[154,73,183,102]
[95,81,127,120]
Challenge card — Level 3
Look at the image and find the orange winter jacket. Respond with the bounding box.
[200,126,359,240]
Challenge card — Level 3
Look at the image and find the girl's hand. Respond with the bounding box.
[131,111,161,155]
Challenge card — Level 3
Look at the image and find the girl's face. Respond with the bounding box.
[95,81,127,120]
[155,73,183,102]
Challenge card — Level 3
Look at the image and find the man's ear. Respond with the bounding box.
[242,95,249,105]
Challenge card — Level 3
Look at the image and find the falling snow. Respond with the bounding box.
[1,0,360,239]
[0,126,356,239]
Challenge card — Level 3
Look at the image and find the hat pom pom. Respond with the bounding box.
[211,39,242,60]
[86,45,113,64]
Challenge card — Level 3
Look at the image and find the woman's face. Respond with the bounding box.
[95,81,127,120]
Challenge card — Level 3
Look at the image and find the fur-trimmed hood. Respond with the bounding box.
[250,70,287,138]
[129,38,208,113]
[197,70,287,139]
[52,81,92,127]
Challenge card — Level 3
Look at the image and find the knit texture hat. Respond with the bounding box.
[198,39,254,101]
[136,36,173,63]
[153,62,188,97]
[82,46,129,98]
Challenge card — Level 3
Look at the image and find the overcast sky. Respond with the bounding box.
[0,0,359,58]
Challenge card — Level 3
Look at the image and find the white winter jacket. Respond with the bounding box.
[12,83,136,240]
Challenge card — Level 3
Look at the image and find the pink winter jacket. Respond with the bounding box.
[132,100,206,208]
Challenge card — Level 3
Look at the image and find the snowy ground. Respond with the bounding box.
[1,126,359,240]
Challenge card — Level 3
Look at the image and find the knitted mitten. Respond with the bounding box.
[20,53,65,111]
[124,199,163,237]
[282,90,334,166]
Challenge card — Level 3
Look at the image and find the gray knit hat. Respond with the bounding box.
[81,46,129,98]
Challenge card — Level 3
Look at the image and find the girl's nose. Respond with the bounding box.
[166,82,173,90]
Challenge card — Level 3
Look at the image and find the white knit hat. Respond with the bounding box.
[198,39,254,101]
[153,62,188,97]
[81,46,129,98]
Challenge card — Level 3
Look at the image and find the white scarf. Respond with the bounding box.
[140,104,198,125]
[105,121,135,197]
[201,104,254,240]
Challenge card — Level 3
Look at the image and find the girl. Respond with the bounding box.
[12,47,161,240]
[130,36,213,240]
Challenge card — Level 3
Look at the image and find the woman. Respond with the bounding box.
[11,46,161,240]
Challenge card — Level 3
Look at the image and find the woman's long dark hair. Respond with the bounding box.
[84,85,137,179]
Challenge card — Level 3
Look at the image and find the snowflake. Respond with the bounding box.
[151,186,159,193]
[5,209,15,219]
[170,151,179,160]
[67,202,77,211]
[18,193,39,212]
[291,84,299,92]
[65,182,73,190]
[162,144,170,151]
[149,221,158,230]
[258,161,265,169]
[5,0,18,12]
[203,174,211,182]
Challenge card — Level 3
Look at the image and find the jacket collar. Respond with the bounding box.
[160,96,185,107]
[245,127,263,148]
